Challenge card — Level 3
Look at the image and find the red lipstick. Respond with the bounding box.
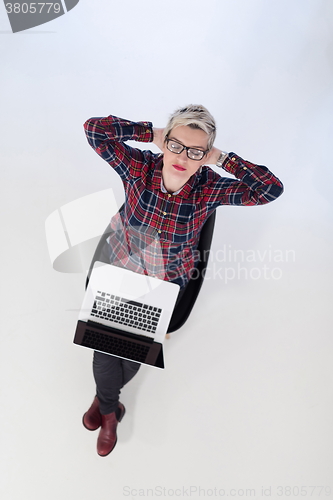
[172,164,186,171]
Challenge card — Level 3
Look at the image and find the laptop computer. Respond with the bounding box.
[73,261,180,368]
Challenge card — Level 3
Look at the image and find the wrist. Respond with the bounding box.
[216,151,228,167]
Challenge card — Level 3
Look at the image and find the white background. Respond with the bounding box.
[1,1,332,499]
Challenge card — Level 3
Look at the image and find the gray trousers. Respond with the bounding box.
[93,352,141,414]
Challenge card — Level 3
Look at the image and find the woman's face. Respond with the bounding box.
[162,126,212,189]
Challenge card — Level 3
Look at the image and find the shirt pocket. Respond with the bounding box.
[175,204,194,225]
[170,204,196,243]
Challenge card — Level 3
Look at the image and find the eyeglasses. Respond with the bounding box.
[165,138,208,161]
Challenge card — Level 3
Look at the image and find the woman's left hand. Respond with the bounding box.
[205,146,222,165]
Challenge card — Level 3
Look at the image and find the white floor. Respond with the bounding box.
[1,1,333,499]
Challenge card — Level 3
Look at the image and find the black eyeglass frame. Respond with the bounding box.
[165,137,209,161]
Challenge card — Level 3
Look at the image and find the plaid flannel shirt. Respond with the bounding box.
[84,115,284,288]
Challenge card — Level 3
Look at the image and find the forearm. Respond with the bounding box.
[84,115,154,151]
[222,152,284,204]
[83,115,155,178]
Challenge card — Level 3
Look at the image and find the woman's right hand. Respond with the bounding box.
[152,128,165,151]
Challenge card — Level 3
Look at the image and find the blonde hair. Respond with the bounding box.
[164,104,216,150]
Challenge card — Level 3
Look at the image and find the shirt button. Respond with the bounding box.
[163,212,167,215]
[158,230,162,234]
[168,194,171,197]
[243,166,247,170]
[232,157,236,161]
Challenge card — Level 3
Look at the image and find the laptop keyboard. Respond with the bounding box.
[82,328,151,363]
[91,291,162,334]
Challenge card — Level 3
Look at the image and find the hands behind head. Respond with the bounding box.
[152,128,165,152]
[206,146,222,165]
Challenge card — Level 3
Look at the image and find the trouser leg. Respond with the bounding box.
[93,351,141,415]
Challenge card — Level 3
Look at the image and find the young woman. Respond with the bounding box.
[82,104,283,456]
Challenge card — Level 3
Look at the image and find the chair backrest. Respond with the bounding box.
[167,210,216,332]
[85,227,113,290]
[85,207,216,333]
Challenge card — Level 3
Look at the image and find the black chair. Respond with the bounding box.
[86,207,216,334]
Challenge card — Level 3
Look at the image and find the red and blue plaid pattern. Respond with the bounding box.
[84,115,283,288]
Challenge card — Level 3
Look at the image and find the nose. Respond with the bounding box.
[179,149,188,162]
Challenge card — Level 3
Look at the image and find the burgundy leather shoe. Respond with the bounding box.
[97,412,118,456]
[97,403,126,457]
[82,396,102,431]
[83,398,125,432]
